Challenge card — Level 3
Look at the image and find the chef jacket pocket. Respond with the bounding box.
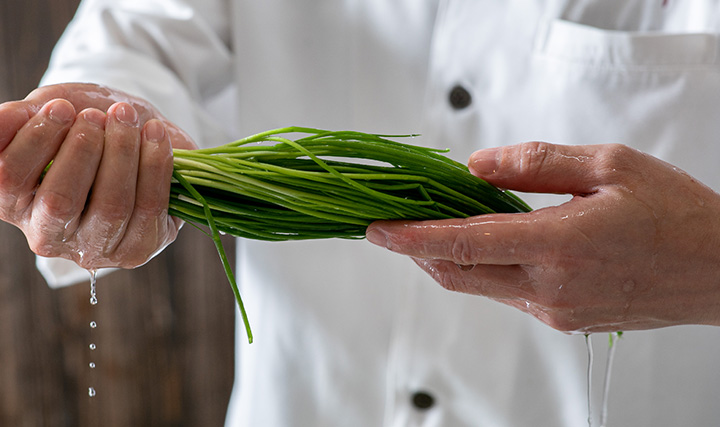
[534,19,720,69]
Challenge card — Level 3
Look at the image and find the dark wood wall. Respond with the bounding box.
[0,1,236,425]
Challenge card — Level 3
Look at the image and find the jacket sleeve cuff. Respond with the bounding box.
[35,255,117,289]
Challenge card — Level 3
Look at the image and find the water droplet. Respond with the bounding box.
[89,269,98,305]
[86,270,100,400]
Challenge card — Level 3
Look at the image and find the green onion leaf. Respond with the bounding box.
[170,127,532,343]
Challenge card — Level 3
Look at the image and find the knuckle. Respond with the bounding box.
[36,190,77,219]
[415,258,468,294]
[533,287,585,332]
[0,158,25,194]
[512,141,552,178]
[436,265,475,295]
[112,220,176,269]
[450,232,478,265]
[596,143,639,176]
[133,197,166,219]
[97,199,134,224]
[27,235,60,258]
[25,204,78,257]
[73,253,103,271]
[599,143,634,161]
[437,273,463,293]
[112,245,154,269]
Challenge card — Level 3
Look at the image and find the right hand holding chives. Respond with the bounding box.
[367,142,720,333]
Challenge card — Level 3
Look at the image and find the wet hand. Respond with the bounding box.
[22,83,196,151]
[366,142,720,333]
[0,86,195,269]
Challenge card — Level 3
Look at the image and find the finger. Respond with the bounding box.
[468,142,619,194]
[115,119,178,267]
[26,84,199,151]
[366,211,552,266]
[414,257,588,331]
[0,99,76,220]
[78,102,141,255]
[32,108,106,242]
[498,298,563,329]
[26,84,138,119]
[413,258,599,332]
[0,100,39,152]
[412,257,537,299]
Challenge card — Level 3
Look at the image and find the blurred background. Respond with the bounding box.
[0,0,236,425]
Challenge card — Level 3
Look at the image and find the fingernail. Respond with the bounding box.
[144,120,165,143]
[47,100,75,125]
[114,103,138,126]
[82,109,106,129]
[366,228,388,248]
[470,147,499,176]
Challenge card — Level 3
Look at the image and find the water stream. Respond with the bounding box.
[599,332,622,427]
[585,332,623,427]
[88,269,98,398]
[585,334,594,426]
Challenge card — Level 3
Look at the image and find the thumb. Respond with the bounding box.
[469,142,605,195]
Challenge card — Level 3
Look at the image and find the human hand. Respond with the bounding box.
[21,83,196,151]
[0,84,197,270]
[366,142,720,333]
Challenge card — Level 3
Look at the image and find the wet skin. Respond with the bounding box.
[367,142,720,333]
[0,83,196,269]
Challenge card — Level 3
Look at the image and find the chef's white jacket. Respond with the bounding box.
[38,0,720,425]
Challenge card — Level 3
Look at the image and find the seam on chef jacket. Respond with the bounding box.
[535,19,720,70]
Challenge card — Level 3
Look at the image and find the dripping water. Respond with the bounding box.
[585,332,623,427]
[89,270,98,305]
[88,269,98,398]
[599,332,622,427]
[585,334,594,427]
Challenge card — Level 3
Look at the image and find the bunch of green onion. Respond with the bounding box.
[170,127,531,342]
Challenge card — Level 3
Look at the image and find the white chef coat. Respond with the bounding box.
[38,0,720,426]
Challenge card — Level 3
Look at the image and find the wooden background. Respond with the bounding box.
[0,0,236,426]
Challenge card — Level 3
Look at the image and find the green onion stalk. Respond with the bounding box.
[170,127,532,343]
